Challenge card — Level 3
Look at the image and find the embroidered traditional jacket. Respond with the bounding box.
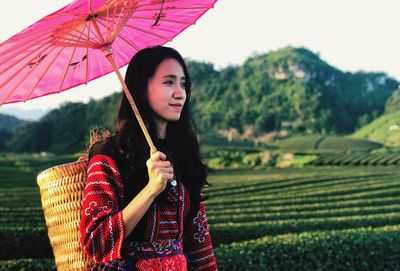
[79,136,218,271]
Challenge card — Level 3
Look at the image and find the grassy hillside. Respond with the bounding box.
[352,111,400,147]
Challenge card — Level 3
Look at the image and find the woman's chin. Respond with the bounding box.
[168,116,181,122]
[156,116,181,124]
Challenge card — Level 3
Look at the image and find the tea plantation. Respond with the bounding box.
[0,154,399,270]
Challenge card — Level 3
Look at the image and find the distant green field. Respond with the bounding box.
[309,152,400,166]
[1,154,399,270]
[273,136,383,153]
[199,134,272,156]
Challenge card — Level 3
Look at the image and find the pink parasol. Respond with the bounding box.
[0,0,216,153]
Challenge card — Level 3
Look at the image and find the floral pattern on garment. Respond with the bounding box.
[135,254,187,271]
[193,209,209,243]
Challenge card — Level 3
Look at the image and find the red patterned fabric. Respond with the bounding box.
[183,201,217,271]
[80,152,218,271]
[136,254,187,271]
[80,154,125,263]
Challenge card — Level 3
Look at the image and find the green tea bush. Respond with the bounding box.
[210,213,400,245]
[215,226,400,271]
[207,150,247,169]
[0,227,52,259]
[242,153,262,167]
[308,153,400,166]
[207,150,287,169]
[0,258,56,271]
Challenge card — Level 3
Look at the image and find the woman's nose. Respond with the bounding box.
[173,85,186,99]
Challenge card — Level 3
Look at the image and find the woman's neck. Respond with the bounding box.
[153,117,167,139]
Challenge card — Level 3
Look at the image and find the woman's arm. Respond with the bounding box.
[122,151,174,237]
[121,184,156,238]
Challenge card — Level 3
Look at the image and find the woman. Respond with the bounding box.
[80,46,218,271]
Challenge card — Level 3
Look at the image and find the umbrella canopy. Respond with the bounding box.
[0,0,216,153]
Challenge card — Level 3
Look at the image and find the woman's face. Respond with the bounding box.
[147,58,187,124]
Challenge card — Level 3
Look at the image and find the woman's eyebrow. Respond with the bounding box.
[162,75,185,80]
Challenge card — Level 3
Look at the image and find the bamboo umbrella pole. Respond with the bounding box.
[102,45,157,154]
[91,18,157,155]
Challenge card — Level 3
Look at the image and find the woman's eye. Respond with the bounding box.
[180,82,186,89]
[164,80,174,85]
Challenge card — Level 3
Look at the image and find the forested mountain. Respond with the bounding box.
[0,114,24,132]
[0,113,25,150]
[4,94,121,153]
[188,47,398,136]
[3,47,399,154]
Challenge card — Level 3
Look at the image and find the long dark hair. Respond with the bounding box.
[115,45,209,216]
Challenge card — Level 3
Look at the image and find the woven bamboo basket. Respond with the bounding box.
[37,159,94,271]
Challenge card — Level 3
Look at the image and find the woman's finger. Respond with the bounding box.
[157,167,174,174]
[151,151,167,161]
[165,173,174,180]
[156,170,174,180]
[151,160,172,168]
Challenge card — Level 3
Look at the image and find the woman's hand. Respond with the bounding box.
[146,151,174,197]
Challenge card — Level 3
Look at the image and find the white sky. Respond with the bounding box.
[1,0,400,110]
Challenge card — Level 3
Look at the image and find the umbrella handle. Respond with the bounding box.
[102,46,157,155]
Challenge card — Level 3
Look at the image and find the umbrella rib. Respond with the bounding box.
[0,44,53,104]
[107,3,136,41]
[124,23,171,42]
[0,34,51,58]
[58,47,79,93]
[74,21,90,85]
[103,7,198,23]
[134,6,211,12]
[130,16,191,25]
[115,32,140,52]
[0,40,53,81]
[110,2,120,40]
[95,9,134,42]
[44,13,81,19]
[134,2,170,9]
[54,25,98,48]
[105,2,111,42]
[95,17,114,42]
[102,3,118,42]
[90,19,106,45]
[0,24,57,47]
[88,0,93,14]
[55,28,90,44]
[133,1,216,9]
[23,47,65,102]
[54,19,96,48]
[0,38,52,71]
[85,21,91,85]
[58,22,89,92]
[85,21,105,45]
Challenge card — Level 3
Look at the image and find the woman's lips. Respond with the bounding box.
[170,103,183,108]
